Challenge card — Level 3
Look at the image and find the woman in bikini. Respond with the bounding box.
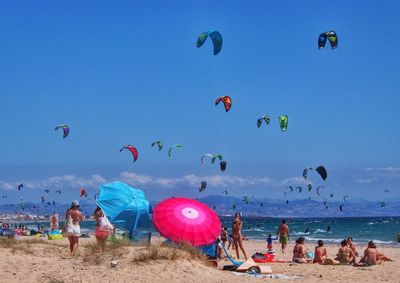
[94,206,114,252]
[335,239,356,265]
[232,213,248,260]
[292,237,311,263]
[313,240,328,263]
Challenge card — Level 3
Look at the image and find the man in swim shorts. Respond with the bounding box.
[277,219,290,253]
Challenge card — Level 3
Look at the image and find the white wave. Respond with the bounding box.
[313,229,327,234]
[292,231,310,236]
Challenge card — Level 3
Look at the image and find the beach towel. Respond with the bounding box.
[233,272,304,280]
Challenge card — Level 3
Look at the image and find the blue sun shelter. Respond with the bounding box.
[96,181,153,242]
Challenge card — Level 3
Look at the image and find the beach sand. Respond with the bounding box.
[0,236,398,283]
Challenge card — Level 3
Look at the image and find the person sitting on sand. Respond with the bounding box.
[220,226,228,247]
[64,200,83,256]
[313,240,328,264]
[347,237,358,256]
[232,213,248,260]
[277,219,290,254]
[359,241,393,266]
[335,239,356,265]
[292,237,311,263]
[94,206,114,252]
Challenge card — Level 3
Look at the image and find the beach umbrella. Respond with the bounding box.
[96,181,152,235]
[153,197,221,247]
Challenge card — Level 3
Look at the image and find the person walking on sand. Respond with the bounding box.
[94,206,114,252]
[64,200,83,256]
[232,213,248,260]
[277,219,290,253]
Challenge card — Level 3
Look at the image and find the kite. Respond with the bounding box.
[220,161,227,172]
[44,189,50,194]
[317,186,325,196]
[201,154,213,164]
[257,115,270,128]
[222,190,228,195]
[80,188,87,197]
[318,31,338,49]
[199,181,207,192]
[56,189,62,194]
[196,30,223,55]
[168,144,183,159]
[286,200,289,204]
[55,124,70,139]
[384,189,389,193]
[297,186,303,193]
[215,96,232,112]
[40,196,45,203]
[315,166,328,181]
[279,115,288,131]
[119,145,139,163]
[343,195,349,201]
[303,167,313,179]
[151,141,163,151]
[232,204,236,209]
[287,186,294,192]
[339,204,344,212]
[307,184,313,192]
[379,202,386,208]
[330,193,334,198]
[17,184,23,191]
[260,202,263,207]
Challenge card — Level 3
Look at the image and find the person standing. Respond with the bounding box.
[94,206,114,252]
[64,200,83,256]
[232,213,248,260]
[277,219,290,253]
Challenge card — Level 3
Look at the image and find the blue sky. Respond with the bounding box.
[0,1,399,204]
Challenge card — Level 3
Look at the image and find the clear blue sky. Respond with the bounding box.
[0,1,399,203]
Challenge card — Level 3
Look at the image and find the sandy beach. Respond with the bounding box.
[0,236,398,283]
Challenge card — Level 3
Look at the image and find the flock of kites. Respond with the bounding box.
[3,29,389,216]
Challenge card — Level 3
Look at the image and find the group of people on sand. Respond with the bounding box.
[63,200,114,256]
[292,236,392,266]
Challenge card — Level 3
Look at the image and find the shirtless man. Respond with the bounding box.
[64,200,83,256]
[277,219,290,253]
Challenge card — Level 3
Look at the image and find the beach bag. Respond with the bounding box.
[100,214,114,231]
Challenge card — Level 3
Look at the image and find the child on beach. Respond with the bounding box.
[313,240,328,263]
[266,233,276,251]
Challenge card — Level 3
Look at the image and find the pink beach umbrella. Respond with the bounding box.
[153,197,221,247]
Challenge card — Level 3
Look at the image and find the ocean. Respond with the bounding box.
[16,216,400,246]
[220,216,400,245]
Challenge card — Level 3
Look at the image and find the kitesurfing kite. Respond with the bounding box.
[80,188,87,197]
[279,115,288,131]
[40,196,45,203]
[220,161,227,172]
[151,141,163,151]
[307,184,313,192]
[316,166,328,181]
[222,190,228,195]
[318,31,338,49]
[44,189,50,194]
[199,181,207,192]
[55,124,70,139]
[339,204,344,212]
[303,167,313,179]
[287,186,294,192]
[215,96,232,112]
[201,154,223,165]
[297,186,303,193]
[196,30,223,55]
[168,144,183,159]
[330,193,334,198]
[119,145,139,163]
[257,115,270,128]
[317,186,325,196]
[379,202,386,208]
[56,189,62,194]
[343,195,349,201]
[384,189,389,193]
[17,184,23,191]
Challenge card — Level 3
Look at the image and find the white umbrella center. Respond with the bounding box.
[181,207,199,219]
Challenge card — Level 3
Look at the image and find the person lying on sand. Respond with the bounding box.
[357,241,393,266]
[313,240,328,264]
[292,237,312,263]
[335,239,356,265]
